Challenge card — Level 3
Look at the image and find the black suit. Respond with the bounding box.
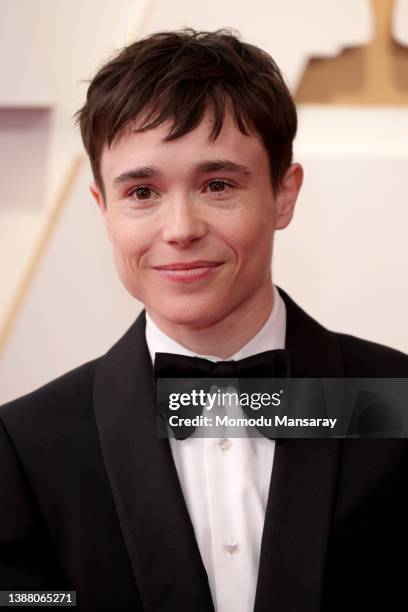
[1,287,408,611]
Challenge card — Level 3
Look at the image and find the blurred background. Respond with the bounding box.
[0,0,407,403]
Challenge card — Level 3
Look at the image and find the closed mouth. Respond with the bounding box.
[153,261,223,281]
[154,261,222,271]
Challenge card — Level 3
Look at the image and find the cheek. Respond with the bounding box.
[109,219,149,259]
[225,213,274,284]
[228,212,274,256]
[109,227,148,300]
[108,225,149,290]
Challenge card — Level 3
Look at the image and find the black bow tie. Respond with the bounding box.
[154,349,291,439]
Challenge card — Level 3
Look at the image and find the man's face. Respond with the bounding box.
[92,110,302,328]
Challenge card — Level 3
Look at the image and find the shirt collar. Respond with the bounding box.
[145,284,286,364]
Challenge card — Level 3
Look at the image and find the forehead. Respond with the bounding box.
[100,110,269,185]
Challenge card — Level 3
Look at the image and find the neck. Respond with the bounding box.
[146,278,274,359]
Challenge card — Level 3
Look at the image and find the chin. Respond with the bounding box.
[151,298,227,329]
[158,309,215,328]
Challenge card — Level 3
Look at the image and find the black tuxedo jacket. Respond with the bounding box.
[1,288,408,611]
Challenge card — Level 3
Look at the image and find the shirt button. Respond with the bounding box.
[217,438,231,452]
[225,538,239,554]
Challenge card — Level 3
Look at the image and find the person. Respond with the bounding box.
[0,29,407,612]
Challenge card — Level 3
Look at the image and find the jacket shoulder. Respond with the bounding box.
[0,358,100,429]
[335,332,408,376]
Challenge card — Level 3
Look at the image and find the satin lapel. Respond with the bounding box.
[254,288,344,612]
[93,311,214,612]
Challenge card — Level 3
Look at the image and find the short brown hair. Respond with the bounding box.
[75,28,297,195]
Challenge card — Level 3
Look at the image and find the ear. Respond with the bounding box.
[90,182,112,242]
[275,163,303,230]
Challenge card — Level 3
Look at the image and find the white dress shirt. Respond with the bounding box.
[145,285,286,612]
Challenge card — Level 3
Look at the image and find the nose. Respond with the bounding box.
[161,196,207,247]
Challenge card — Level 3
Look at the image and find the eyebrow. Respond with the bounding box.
[112,159,252,188]
[194,159,252,177]
[113,166,160,187]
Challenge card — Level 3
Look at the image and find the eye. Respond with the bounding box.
[128,185,156,200]
[205,180,233,194]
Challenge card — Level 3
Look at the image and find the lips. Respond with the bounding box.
[153,261,223,282]
[154,261,221,271]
